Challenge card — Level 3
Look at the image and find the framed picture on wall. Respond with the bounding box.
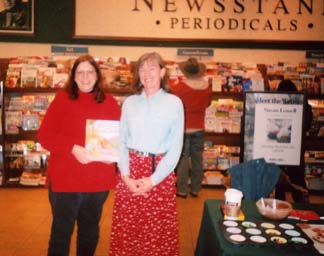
[0,0,34,35]
[241,91,305,167]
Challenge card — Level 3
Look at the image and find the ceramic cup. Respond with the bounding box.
[224,188,243,219]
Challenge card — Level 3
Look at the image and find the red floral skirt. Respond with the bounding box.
[109,151,179,256]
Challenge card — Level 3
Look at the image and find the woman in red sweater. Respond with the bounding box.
[38,54,121,256]
[170,58,212,198]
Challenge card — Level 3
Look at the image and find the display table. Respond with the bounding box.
[195,199,324,256]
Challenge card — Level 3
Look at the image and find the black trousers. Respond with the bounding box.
[48,188,108,256]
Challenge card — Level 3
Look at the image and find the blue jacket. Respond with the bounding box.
[229,158,281,201]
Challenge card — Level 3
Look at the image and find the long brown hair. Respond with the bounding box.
[65,54,105,102]
[133,52,169,94]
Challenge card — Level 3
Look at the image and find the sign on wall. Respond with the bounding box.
[51,45,88,56]
[242,92,305,166]
[74,0,324,42]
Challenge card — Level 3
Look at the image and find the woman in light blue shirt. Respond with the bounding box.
[109,52,184,256]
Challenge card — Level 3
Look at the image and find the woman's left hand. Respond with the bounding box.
[133,177,154,196]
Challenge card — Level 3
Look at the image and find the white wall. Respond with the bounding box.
[0,42,310,64]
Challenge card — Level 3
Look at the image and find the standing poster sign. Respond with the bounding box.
[242,92,305,166]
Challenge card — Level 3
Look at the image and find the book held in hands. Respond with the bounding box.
[85,120,119,162]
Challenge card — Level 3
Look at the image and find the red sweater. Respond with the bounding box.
[170,80,211,130]
[38,90,121,192]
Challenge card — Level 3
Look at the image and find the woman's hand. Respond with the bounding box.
[134,177,155,196]
[122,175,142,194]
[72,145,114,165]
[122,176,154,197]
[72,145,92,164]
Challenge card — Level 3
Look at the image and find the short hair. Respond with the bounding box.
[277,79,297,92]
[133,52,169,94]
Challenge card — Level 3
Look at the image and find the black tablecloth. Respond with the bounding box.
[195,199,324,256]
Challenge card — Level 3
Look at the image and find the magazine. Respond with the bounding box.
[37,67,56,88]
[52,73,69,88]
[21,67,38,88]
[5,111,23,134]
[85,119,119,162]
[5,69,20,88]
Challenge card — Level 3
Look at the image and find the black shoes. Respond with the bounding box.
[176,192,199,198]
[190,192,199,197]
[176,192,187,198]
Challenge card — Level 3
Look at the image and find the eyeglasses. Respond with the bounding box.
[75,70,96,76]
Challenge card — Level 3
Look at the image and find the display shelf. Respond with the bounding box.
[4,87,59,93]
[203,93,242,186]
[0,86,132,187]
[202,139,240,186]
[205,132,241,147]
[103,87,135,95]
[4,130,38,141]
[211,92,243,101]
[304,137,324,151]
[0,72,4,185]
[308,94,324,100]
[0,57,323,188]
[306,175,324,191]
[0,83,133,186]
[210,92,324,101]
[1,87,54,187]
[3,87,135,95]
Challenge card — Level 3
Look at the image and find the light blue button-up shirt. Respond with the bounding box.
[118,89,184,185]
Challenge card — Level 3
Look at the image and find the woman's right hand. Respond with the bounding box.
[72,145,92,164]
[122,175,146,196]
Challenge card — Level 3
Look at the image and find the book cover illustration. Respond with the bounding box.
[21,67,38,88]
[33,95,50,112]
[37,67,56,88]
[299,224,324,254]
[5,111,23,134]
[5,69,20,88]
[85,120,119,162]
[52,72,69,88]
[22,114,39,131]
[8,96,25,111]
[24,154,41,169]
